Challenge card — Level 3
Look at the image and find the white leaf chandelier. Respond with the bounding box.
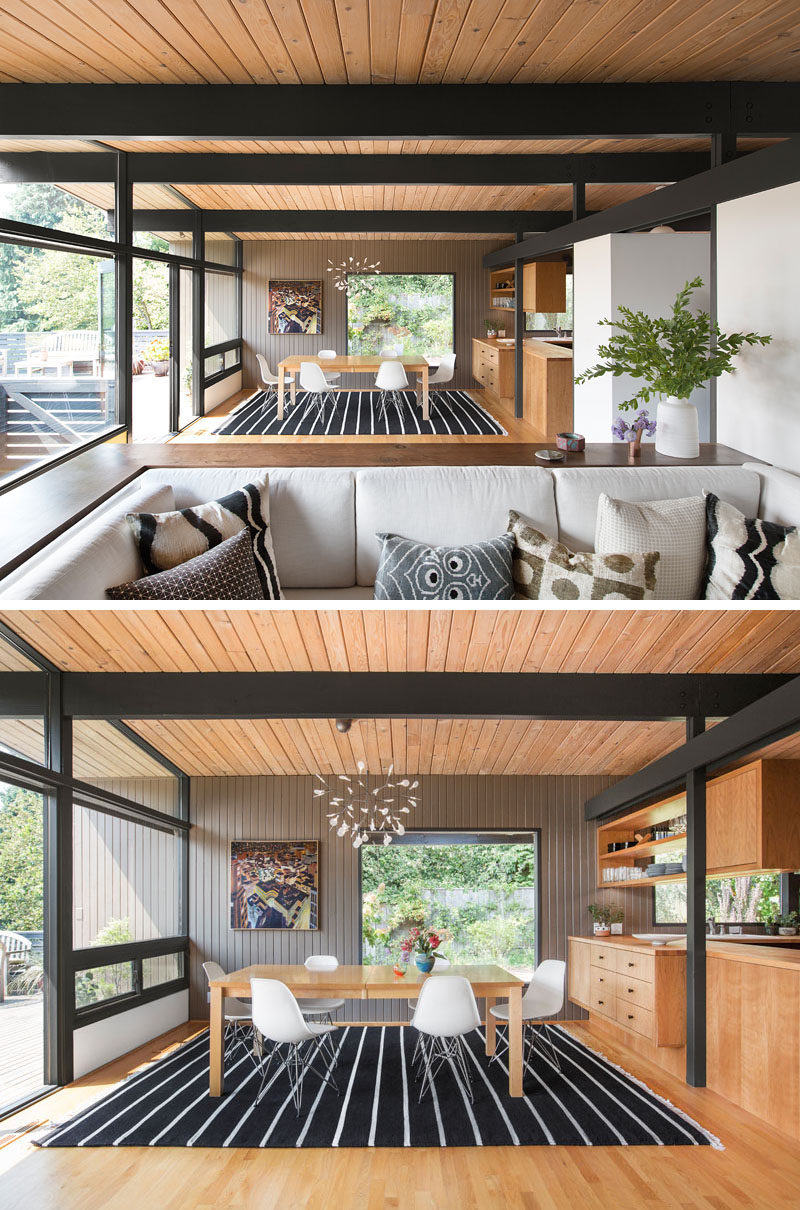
[313,762,419,849]
[326,255,381,299]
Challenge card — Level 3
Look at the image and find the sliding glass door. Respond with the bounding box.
[0,780,47,1114]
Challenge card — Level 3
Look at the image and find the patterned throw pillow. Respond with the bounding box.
[595,492,706,600]
[373,532,515,600]
[508,510,660,601]
[703,493,800,600]
[126,474,281,599]
[107,529,265,601]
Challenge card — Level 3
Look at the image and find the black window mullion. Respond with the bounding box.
[169,261,180,433]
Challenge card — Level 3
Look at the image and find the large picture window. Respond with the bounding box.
[361,831,539,979]
[654,873,781,925]
[347,273,454,357]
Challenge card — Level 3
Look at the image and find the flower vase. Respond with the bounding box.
[655,396,699,459]
[415,955,434,973]
[628,430,643,462]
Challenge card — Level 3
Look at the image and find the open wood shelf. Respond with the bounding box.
[599,873,687,889]
[598,833,686,862]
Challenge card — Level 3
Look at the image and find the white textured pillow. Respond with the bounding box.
[595,493,706,600]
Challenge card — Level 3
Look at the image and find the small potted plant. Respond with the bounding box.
[141,336,170,376]
[485,317,497,338]
[777,911,799,937]
[588,903,623,938]
[400,925,446,973]
[611,409,657,461]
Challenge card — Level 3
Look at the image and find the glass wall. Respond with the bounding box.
[0,180,113,239]
[0,242,117,486]
[0,780,46,1113]
[205,270,238,347]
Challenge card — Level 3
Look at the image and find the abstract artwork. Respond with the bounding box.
[230,840,319,930]
[268,279,323,334]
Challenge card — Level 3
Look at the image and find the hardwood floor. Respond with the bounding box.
[169,387,545,445]
[0,1020,797,1209]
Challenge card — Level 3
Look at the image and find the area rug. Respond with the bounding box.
[215,388,507,436]
[35,1026,720,1149]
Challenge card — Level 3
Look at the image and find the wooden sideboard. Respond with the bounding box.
[471,336,573,438]
[471,337,514,411]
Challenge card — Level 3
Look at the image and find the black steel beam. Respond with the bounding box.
[2,83,799,140]
[132,208,575,234]
[125,151,708,185]
[685,715,707,1088]
[484,135,800,266]
[584,673,800,822]
[56,671,791,722]
[0,151,117,183]
[0,670,47,715]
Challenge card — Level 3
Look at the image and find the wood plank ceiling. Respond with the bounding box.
[0,1,798,85]
[1,609,798,779]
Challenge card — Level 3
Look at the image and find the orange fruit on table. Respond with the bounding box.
[393,965,405,977]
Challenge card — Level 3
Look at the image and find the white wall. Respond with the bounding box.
[204,369,242,413]
[717,181,800,472]
[573,233,711,443]
[73,989,188,1079]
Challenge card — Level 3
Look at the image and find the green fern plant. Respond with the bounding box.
[575,277,771,412]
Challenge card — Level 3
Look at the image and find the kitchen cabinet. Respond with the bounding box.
[568,936,685,1048]
[522,261,567,312]
[706,760,800,874]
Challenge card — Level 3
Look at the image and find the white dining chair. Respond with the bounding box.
[488,958,566,1073]
[411,974,481,1103]
[202,960,256,1065]
[379,345,399,358]
[407,953,450,1019]
[425,352,456,408]
[297,954,346,1029]
[374,358,409,423]
[250,977,339,1113]
[256,353,294,404]
[317,348,341,385]
[299,360,337,423]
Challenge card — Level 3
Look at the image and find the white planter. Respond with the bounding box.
[655,396,700,459]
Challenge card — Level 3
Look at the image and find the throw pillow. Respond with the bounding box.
[373,532,515,600]
[107,528,265,601]
[595,492,706,600]
[508,509,660,601]
[703,493,800,600]
[126,473,281,599]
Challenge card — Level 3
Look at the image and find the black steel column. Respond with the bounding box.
[192,210,205,417]
[168,262,180,433]
[707,133,736,444]
[685,713,707,1087]
[114,151,132,437]
[43,671,73,1087]
[572,180,586,221]
[514,257,524,419]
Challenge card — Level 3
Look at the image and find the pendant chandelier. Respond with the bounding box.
[313,762,418,848]
[326,255,381,299]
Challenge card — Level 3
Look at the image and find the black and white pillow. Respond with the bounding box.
[703,493,800,600]
[107,528,265,601]
[374,532,515,600]
[127,474,281,599]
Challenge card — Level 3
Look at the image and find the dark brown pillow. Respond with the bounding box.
[106,528,265,601]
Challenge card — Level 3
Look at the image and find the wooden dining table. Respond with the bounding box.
[277,354,431,421]
[209,962,526,1098]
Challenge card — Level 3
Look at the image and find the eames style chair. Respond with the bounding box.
[411,974,481,1103]
[425,352,456,409]
[255,353,294,408]
[317,348,341,385]
[489,958,566,1073]
[297,955,346,1030]
[299,361,337,423]
[250,977,339,1114]
[374,358,409,423]
[202,960,256,1066]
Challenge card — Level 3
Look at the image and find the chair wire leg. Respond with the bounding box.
[534,1022,562,1073]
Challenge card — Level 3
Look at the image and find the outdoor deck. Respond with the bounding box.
[0,996,43,1110]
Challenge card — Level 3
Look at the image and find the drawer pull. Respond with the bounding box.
[598,1000,604,1006]
[627,1014,634,1020]
[627,987,634,993]
[627,962,634,967]
[597,955,605,961]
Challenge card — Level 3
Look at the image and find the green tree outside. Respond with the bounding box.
[0,783,43,932]
[347,273,454,357]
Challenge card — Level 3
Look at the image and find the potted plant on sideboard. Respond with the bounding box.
[588,903,624,937]
[574,277,771,459]
[777,911,799,937]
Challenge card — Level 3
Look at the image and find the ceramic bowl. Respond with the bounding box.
[556,431,585,452]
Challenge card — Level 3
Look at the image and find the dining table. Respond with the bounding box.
[276,354,431,421]
[208,962,526,1097]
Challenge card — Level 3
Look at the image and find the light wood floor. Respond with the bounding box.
[0,1020,796,1210]
[170,387,544,445]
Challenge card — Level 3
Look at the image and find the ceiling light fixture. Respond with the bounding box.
[326,255,381,299]
[313,763,419,849]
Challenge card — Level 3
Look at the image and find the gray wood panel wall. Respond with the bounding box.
[241,238,508,393]
[188,774,657,1021]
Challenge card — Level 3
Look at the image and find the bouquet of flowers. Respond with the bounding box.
[400,925,445,963]
[611,409,657,444]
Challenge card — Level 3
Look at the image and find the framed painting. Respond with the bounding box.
[230,839,319,930]
[268,279,323,334]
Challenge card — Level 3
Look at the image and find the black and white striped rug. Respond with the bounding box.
[215,389,507,437]
[36,1026,720,1149]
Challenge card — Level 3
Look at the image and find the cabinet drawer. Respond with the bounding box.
[590,944,618,970]
[589,968,618,998]
[615,950,654,982]
[616,1000,654,1040]
[481,346,499,365]
[590,989,616,1019]
[616,974,654,1011]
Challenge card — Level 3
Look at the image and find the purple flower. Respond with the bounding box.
[611,409,657,442]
